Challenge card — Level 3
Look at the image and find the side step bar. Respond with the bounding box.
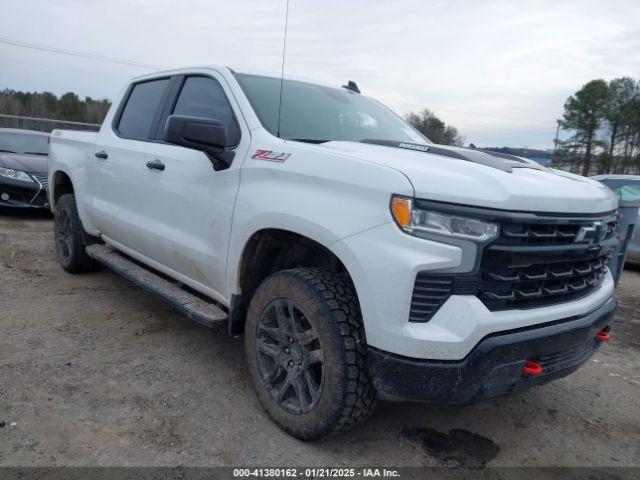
[86,244,228,328]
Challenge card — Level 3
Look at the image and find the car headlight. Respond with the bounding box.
[391,196,499,242]
[0,167,35,183]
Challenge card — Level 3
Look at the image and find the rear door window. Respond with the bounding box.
[117,78,171,140]
[172,76,241,146]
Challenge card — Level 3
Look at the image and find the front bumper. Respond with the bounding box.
[0,175,49,209]
[332,221,617,360]
[367,296,616,403]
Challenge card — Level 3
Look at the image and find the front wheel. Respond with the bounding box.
[244,268,376,440]
[54,194,98,273]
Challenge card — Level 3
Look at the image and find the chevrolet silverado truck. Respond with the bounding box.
[48,66,619,440]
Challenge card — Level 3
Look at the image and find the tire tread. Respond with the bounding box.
[246,267,376,439]
[55,194,98,273]
[291,268,376,437]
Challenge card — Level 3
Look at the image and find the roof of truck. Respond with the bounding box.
[129,66,354,92]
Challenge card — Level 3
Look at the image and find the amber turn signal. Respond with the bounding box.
[391,197,412,229]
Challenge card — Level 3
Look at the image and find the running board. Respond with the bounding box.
[86,244,228,328]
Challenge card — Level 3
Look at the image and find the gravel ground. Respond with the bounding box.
[1,209,639,468]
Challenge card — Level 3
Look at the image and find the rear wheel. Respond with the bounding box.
[244,268,376,440]
[54,194,98,273]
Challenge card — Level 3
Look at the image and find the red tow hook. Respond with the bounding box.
[595,331,610,342]
[523,360,543,376]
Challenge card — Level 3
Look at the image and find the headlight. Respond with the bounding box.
[0,167,35,183]
[391,196,499,242]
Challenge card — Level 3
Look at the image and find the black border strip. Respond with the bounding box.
[413,197,616,222]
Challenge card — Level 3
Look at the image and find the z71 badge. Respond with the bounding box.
[251,149,291,162]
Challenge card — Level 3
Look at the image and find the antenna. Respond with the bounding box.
[342,80,361,94]
[276,0,291,139]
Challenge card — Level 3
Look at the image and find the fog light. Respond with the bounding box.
[1,193,9,201]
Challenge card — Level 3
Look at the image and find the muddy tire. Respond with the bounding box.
[244,268,376,440]
[54,194,98,273]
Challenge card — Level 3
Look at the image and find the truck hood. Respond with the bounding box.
[0,152,48,173]
[318,141,617,214]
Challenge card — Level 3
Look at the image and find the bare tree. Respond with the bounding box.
[405,108,464,146]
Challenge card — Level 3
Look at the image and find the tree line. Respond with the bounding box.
[1,86,468,146]
[405,108,464,146]
[556,77,640,176]
[2,81,638,177]
[0,89,111,132]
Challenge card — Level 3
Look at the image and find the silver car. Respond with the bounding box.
[592,175,640,266]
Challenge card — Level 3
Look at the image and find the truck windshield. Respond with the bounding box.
[235,73,429,144]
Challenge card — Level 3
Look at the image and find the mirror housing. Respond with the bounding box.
[163,115,232,169]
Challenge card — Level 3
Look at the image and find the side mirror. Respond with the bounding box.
[164,115,227,152]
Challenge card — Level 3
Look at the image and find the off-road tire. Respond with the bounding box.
[244,268,376,440]
[54,194,99,273]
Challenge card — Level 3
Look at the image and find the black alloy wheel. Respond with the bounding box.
[255,298,324,414]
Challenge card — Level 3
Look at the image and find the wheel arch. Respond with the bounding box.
[228,227,360,335]
[51,170,75,210]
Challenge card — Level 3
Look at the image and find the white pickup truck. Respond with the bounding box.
[48,66,619,440]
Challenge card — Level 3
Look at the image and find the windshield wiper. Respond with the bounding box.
[23,152,48,156]
[289,138,330,144]
[0,149,17,154]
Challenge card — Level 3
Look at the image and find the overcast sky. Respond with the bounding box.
[1,0,639,149]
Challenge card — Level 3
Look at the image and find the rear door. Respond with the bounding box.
[139,73,248,301]
[90,77,172,253]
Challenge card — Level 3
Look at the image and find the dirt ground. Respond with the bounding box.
[1,209,639,468]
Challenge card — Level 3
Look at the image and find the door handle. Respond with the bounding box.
[94,150,108,159]
[146,159,165,171]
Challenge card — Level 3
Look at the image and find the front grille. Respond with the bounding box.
[479,252,609,310]
[409,210,617,322]
[32,174,49,189]
[479,213,617,310]
[500,218,617,246]
[30,190,49,207]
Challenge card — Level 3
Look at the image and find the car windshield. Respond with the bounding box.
[616,184,640,202]
[234,73,429,144]
[0,131,49,155]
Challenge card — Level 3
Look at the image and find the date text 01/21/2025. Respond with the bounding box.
[232,468,400,478]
